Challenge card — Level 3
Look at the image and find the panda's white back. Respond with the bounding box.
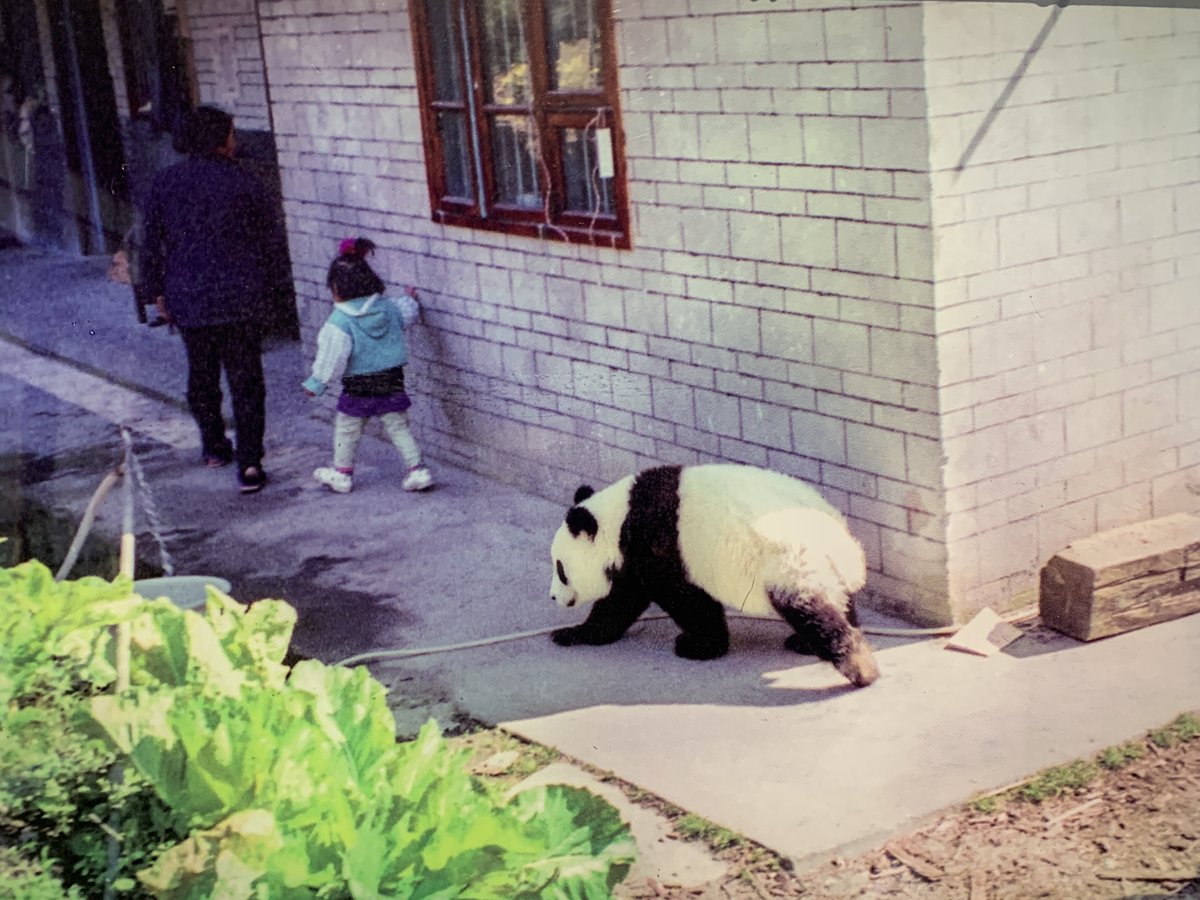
[677,464,865,617]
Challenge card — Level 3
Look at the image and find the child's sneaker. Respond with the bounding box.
[402,465,434,492]
[314,467,353,494]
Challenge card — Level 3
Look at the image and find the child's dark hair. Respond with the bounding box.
[327,237,385,299]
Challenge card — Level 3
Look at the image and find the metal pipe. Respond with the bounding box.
[56,0,106,253]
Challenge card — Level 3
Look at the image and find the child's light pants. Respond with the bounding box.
[333,411,421,472]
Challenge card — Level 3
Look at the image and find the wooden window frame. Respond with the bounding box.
[409,0,630,249]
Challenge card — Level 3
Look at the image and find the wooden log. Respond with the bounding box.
[1039,513,1200,641]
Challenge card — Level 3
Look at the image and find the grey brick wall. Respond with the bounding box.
[185,0,273,131]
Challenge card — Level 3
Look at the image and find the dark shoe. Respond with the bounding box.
[203,441,234,468]
[238,465,267,494]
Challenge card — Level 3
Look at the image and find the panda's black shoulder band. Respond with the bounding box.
[566,505,599,540]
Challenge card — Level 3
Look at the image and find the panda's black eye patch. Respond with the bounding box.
[556,560,569,586]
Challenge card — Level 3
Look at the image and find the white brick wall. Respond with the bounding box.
[239,0,1200,625]
[928,1,1200,620]
[187,0,273,131]
[250,0,943,620]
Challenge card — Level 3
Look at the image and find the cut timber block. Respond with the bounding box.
[1040,513,1200,641]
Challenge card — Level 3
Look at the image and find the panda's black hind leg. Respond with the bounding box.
[781,589,859,653]
[769,588,880,687]
[782,632,822,656]
[660,584,729,660]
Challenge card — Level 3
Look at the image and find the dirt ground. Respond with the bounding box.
[621,714,1200,900]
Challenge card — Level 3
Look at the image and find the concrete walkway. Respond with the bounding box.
[2,242,1199,875]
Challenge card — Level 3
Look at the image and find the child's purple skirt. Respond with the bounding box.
[336,391,411,418]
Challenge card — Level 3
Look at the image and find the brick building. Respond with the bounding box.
[8,0,1200,627]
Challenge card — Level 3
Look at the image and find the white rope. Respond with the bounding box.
[332,611,1035,669]
[123,432,174,576]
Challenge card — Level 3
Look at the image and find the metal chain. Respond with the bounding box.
[121,428,175,577]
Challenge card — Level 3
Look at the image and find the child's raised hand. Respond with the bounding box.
[404,285,418,299]
[303,388,316,397]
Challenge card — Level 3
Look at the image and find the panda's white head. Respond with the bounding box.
[550,484,623,608]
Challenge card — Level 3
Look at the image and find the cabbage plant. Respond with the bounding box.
[1,561,635,898]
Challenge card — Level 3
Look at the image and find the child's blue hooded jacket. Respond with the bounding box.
[303,293,420,396]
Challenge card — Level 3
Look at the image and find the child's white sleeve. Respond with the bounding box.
[302,322,352,396]
[389,293,421,328]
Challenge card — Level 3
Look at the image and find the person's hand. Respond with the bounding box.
[404,285,418,299]
[303,388,316,397]
[154,297,175,334]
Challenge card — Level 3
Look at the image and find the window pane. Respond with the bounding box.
[490,116,542,208]
[544,0,600,92]
[428,0,465,102]
[561,127,613,214]
[438,111,472,200]
[482,0,531,106]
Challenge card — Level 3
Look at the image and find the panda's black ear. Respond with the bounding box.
[565,505,599,540]
[573,485,595,504]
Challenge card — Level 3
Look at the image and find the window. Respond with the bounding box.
[409,0,629,248]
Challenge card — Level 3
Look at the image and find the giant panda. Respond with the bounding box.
[549,463,880,687]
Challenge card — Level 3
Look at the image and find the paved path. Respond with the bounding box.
[2,243,1199,873]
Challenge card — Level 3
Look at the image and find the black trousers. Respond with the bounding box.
[179,322,266,470]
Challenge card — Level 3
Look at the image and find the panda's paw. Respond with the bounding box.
[552,625,620,647]
[551,626,587,646]
[674,633,728,661]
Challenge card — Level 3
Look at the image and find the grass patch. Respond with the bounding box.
[1098,741,1144,771]
[967,710,1200,814]
[673,814,745,852]
[1173,712,1200,741]
[1018,759,1099,803]
[970,795,999,815]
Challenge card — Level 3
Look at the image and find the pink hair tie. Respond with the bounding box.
[338,238,358,257]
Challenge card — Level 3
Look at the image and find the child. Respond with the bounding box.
[303,237,434,494]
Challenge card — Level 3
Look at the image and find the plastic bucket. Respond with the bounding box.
[133,576,232,610]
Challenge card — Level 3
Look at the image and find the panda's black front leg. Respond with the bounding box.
[660,584,729,661]
[552,586,651,648]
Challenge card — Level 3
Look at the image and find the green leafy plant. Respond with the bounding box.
[2,560,636,897]
[0,562,179,889]
[0,846,86,899]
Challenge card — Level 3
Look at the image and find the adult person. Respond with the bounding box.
[141,105,272,493]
